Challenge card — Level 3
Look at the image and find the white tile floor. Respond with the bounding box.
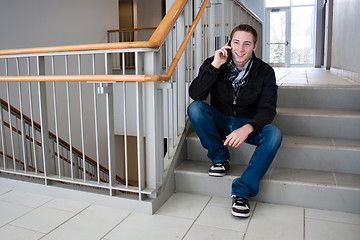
[1,68,360,240]
[274,67,359,86]
[1,187,360,240]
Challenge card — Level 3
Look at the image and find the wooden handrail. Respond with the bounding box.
[0,0,188,56]
[148,0,187,46]
[0,41,159,56]
[0,0,208,83]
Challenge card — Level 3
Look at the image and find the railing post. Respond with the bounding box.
[177,7,186,131]
[194,0,203,73]
[37,56,52,184]
[144,51,162,197]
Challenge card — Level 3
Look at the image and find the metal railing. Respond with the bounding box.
[0,0,262,203]
[0,98,113,183]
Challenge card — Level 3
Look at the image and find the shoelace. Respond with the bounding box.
[234,197,248,205]
[211,163,225,169]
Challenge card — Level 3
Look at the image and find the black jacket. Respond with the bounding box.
[189,53,277,133]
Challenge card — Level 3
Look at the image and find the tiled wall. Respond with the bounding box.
[331,68,360,84]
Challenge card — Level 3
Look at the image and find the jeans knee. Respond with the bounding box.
[188,101,207,120]
[271,126,283,149]
[263,125,282,149]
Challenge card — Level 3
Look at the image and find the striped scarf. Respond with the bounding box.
[227,57,253,92]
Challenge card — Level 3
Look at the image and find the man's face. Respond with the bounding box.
[230,30,257,68]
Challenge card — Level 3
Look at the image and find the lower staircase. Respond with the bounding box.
[175,85,360,213]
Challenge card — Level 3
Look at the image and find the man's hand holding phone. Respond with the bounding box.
[211,41,232,69]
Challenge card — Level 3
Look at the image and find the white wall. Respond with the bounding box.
[134,0,163,29]
[331,0,360,74]
[0,0,118,50]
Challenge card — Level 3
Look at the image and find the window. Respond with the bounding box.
[291,6,315,64]
[266,0,290,8]
[266,0,315,7]
[292,0,315,6]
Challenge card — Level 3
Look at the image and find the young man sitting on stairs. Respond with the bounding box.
[188,24,282,218]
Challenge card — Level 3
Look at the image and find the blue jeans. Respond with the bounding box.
[187,101,282,199]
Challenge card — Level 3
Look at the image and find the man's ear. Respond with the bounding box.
[253,41,258,51]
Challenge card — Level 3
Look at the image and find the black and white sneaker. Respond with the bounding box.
[208,160,230,177]
[231,196,250,218]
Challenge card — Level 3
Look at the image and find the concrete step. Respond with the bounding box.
[187,132,360,174]
[273,107,360,139]
[278,86,360,110]
[174,160,360,213]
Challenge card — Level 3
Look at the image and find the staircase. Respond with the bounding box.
[174,84,360,213]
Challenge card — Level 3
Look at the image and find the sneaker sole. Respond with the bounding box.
[208,172,226,177]
[231,210,250,218]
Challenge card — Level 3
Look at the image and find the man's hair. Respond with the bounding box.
[230,24,257,43]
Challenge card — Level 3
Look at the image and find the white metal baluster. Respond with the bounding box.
[221,0,226,46]
[52,56,61,177]
[121,52,128,187]
[77,54,84,180]
[135,51,145,199]
[104,52,115,195]
[177,11,186,133]
[53,80,61,177]
[202,11,206,60]
[194,0,203,74]
[122,53,125,75]
[189,11,195,104]
[209,0,216,54]
[15,117,21,168]
[168,87,173,158]
[79,81,86,181]
[66,147,70,177]
[173,70,178,147]
[26,124,32,169]
[17,58,28,172]
[66,81,74,179]
[122,81,129,187]
[0,97,6,168]
[78,54,85,180]
[27,57,38,174]
[5,60,16,170]
[93,83,100,183]
[37,56,51,183]
[232,0,236,27]
[164,89,169,161]
[61,55,72,176]
[92,54,100,184]
[185,2,191,84]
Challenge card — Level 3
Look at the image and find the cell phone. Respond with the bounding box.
[227,40,232,56]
